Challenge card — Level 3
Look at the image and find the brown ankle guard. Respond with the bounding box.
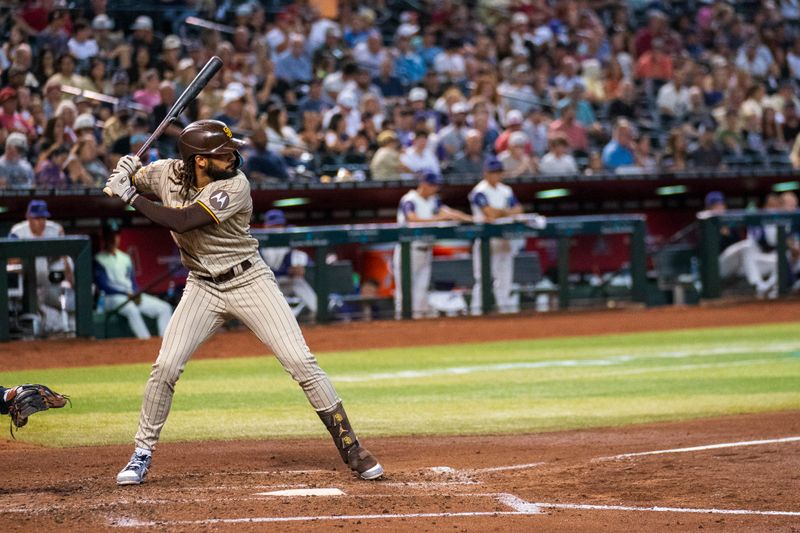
[318,403,358,464]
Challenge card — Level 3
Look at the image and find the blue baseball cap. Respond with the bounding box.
[26,199,51,218]
[484,156,503,173]
[418,170,442,186]
[705,191,725,207]
[264,209,286,226]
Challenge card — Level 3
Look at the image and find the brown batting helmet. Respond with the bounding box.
[177,119,246,161]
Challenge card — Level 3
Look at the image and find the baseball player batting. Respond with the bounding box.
[104,119,383,485]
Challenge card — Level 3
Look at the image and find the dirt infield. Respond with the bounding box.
[0,301,799,531]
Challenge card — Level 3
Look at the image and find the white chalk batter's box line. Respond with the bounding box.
[108,491,800,527]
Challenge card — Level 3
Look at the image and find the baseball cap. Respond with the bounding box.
[705,191,725,207]
[418,170,442,186]
[512,12,529,25]
[26,199,51,218]
[505,109,523,126]
[6,131,27,151]
[92,14,113,30]
[131,15,153,31]
[484,156,503,172]
[408,87,427,102]
[377,129,398,146]
[236,3,255,17]
[451,101,470,114]
[163,35,182,51]
[396,23,419,38]
[177,58,195,71]
[74,113,95,130]
[264,209,287,226]
[0,86,18,103]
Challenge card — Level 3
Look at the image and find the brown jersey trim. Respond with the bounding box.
[131,196,216,233]
[195,200,221,224]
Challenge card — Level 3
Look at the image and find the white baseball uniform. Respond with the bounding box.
[392,189,442,318]
[129,159,340,451]
[9,220,75,333]
[468,179,520,314]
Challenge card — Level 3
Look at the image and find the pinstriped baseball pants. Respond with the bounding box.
[134,257,340,451]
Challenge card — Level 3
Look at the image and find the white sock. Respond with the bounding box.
[134,447,152,457]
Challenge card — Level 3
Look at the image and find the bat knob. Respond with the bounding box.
[103,186,113,197]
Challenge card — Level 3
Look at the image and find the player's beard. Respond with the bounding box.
[207,164,238,181]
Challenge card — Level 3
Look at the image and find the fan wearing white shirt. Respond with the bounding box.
[539,135,579,175]
[468,157,524,315]
[400,129,440,173]
[393,171,472,318]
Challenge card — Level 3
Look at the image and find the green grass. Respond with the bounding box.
[2,322,799,447]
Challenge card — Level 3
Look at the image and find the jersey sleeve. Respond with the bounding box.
[400,199,416,216]
[469,191,488,208]
[194,175,251,224]
[132,159,172,196]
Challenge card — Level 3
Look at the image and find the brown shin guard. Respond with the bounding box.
[318,402,358,464]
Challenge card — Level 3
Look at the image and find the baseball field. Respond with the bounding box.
[1,300,799,531]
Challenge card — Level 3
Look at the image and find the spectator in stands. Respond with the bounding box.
[691,126,724,168]
[242,125,290,182]
[34,144,70,188]
[371,129,411,180]
[499,131,538,178]
[470,102,500,153]
[8,199,75,335]
[448,129,485,177]
[434,101,470,162]
[374,57,405,100]
[660,128,690,171]
[394,31,426,86]
[265,103,306,168]
[657,70,691,122]
[495,109,525,154]
[523,107,550,157]
[400,128,439,174]
[0,87,35,142]
[67,19,99,62]
[47,53,93,95]
[259,209,318,319]
[353,30,388,78]
[548,103,588,154]
[602,118,636,171]
[735,38,774,79]
[0,132,34,188]
[132,69,161,113]
[94,223,173,340]
[322,112,352,165]
[634,37,673,83]
[275,33,313,85]
[607,79,637,121]
[634,135,658,172]
[539,135,578,176]
[64,135,107,186]
[716,108,744,155]
[323,90,361,138]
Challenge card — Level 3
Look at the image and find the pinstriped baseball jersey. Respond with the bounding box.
[127,159,341,453]
[132,159,259,278]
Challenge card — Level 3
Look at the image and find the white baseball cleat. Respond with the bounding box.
[116,451,152,485]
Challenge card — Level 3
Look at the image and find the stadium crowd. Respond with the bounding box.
[1,0,800,189]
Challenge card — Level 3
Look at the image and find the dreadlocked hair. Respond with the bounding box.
[169,158,198,203]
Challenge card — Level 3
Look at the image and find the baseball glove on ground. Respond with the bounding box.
[5,384,70,435]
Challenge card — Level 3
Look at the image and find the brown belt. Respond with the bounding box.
[197,259,253,283]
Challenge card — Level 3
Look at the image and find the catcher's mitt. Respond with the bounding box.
[5,384,70,436]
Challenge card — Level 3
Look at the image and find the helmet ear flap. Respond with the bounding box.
[234,151,243,169]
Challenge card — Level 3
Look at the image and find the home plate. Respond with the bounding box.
[255,488,345,496]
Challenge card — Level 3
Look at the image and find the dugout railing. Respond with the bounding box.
[0,236,93,342]
[252,214,648,323]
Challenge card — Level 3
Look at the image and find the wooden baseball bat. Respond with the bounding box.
[103,55,224,197]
